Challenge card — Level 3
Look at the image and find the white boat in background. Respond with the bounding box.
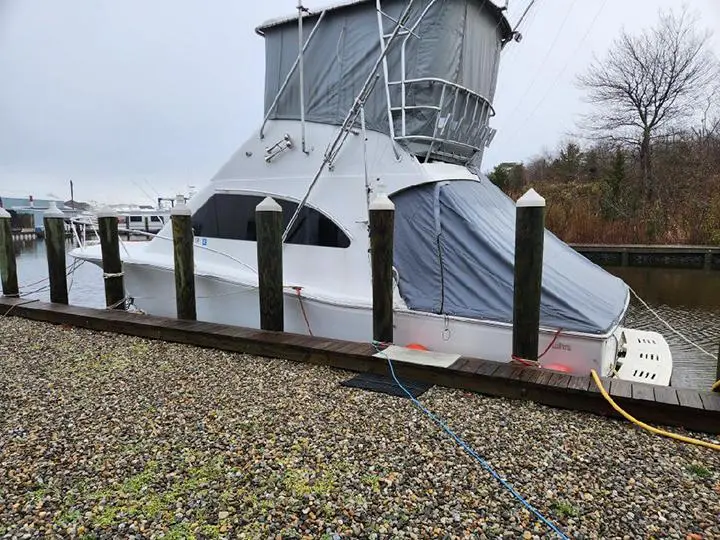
[116,208,170,235]
[70,0,673,386]
[70,207,172,239]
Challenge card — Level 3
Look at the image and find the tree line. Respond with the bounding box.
[488,7,720,244]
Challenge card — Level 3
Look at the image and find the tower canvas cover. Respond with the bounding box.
[257,0,513,162]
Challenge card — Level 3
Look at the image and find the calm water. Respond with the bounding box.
[11,239,719,390]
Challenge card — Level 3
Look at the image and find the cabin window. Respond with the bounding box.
[129,216,142,223]
[191,193,350,248]
[150,216,162,222]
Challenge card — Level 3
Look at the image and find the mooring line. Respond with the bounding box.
[629,286,715,360]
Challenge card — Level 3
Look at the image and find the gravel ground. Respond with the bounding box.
[0,317,718,540]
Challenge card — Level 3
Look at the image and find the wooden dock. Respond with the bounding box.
[571,243,720,271]
[2,296,718,435]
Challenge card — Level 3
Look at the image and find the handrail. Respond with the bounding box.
[395,135,482,152]
[388,77,496,117]
[387,75,497,162]
[376,0,397,146]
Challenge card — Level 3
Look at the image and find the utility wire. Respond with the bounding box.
[493,0,578,138]
[512,0,538,33]
[499,0,609,144]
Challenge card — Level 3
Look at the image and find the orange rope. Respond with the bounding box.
[293,286,313,336]
[511,327,563,366]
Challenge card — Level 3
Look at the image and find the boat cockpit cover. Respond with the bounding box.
[391,176,629,334]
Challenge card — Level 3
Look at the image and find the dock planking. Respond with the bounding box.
[1,296,718,435]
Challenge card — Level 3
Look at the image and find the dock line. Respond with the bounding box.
[629,286,715,360]
[0,298,40,318]
[511,327,563,366]
[373,341,571,539]
[590,369,719,451]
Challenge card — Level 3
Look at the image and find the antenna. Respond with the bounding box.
[298,0,310,154]
[512,0,537,34]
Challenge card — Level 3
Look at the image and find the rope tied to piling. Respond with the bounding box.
[510,327,563,367]
[102,272,124,279]
[106,296,130,310]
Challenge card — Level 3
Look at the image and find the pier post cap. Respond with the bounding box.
[256,196,282,212]
[44,200,65,218]
[0,207,10,219]
[96,207,118,219]
[369,192,395,212]
[171,198,191,217]
[516,188,545,208]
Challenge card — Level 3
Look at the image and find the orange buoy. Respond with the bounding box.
[406,343,428,351]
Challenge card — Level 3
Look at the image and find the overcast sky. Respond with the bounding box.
[1,0,718,205]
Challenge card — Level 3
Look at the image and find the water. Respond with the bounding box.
[610,267,718,390]
[15,239,105,309]
[11,240,720,390]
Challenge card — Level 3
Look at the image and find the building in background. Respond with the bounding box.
[0,195,74,235]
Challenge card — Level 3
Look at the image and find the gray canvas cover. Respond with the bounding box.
[258,0,512,163]
[391,175,629,334]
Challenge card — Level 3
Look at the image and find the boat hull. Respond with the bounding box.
[117,260,620,377]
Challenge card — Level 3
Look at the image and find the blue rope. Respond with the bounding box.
[372,342,570,540]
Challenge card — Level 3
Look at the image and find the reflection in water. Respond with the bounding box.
[10,240,719,390]
[607,266,719,390]
[610,266,720,309]
[15,239,105,309]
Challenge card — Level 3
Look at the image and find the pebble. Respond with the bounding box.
[0,318,717,539]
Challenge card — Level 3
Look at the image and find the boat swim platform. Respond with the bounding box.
[1,296,718,435]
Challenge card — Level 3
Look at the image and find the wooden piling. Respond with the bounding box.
[512,188,545,361]
[0,207,19,297]
[256,197,284,331]
[43,202,68,304]
[171,200,196,320]
[621,250,630,267]
[97,208,125,309]
[369,192,395,344]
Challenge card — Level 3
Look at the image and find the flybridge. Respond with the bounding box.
[256,0,514,166]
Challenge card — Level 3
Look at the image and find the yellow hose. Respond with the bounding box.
[590,369,720,451]
[712,379,720,392]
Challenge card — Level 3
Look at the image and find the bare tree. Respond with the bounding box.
[691,89,720,142]
[576,7,718,201]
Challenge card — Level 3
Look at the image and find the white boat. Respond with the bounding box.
[116,208,170,235]
[70,207,171,238]
[71,0,672,385]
